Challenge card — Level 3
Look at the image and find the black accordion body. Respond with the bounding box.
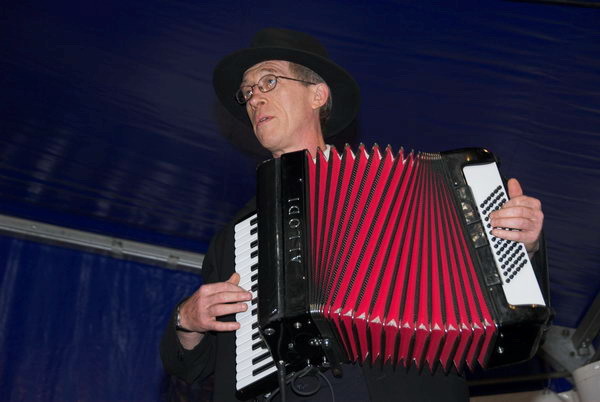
[233,145,551,400]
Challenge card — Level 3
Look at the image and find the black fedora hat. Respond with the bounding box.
[213,27,360,138]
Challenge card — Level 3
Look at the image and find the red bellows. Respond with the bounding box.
[306,144,496,372]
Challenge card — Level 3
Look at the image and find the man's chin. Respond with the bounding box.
[255,127,277,145]
[256,136,285,156]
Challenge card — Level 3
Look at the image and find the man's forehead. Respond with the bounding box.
[241,60,290,83]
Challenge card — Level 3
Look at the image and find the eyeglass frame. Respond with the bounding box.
[235,74,317,104]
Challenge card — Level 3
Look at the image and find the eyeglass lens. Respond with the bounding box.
[236,75,278,104]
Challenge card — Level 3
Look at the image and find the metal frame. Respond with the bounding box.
[541,291,600,374]
[572,291,600,353]
[0,214,204,271]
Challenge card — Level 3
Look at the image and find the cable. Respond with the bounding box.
[291,366,321,396]
[277,362,286,401]
[264,363,296,402]
[316,370,335,402]
[264,364,337,401]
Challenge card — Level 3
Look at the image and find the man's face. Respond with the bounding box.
[241,60,320,156]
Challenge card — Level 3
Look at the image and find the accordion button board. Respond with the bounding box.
[462,163,546,306]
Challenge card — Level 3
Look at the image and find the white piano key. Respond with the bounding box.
[234,235,258,255]
[236,339,263,356]
[236,353,276,381]
[239,276,258,290]
[234,254,257,269]
[234,215,257,234]
[236,323,258,341]
[236,351,269,373]
[237,364,278,390]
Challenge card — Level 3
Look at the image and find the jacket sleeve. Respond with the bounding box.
[159,230,223,384]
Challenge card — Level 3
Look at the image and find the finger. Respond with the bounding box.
[504,198,542,212]
[226,272,241,285]
[491,216,536,232]
[491,228,537,246]
[491,206,539,222]
[208,290,253,305]
[490,201,542,222]
[208,301,250,318]
[507,178,523,198]
[202,280,248,296]
[206,320,241,332]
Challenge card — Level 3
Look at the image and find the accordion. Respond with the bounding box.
[233,145,551,400]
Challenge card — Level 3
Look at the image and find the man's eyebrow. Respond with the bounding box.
[241,67,279,85]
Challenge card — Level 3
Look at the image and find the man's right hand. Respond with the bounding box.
[176,273,252,349]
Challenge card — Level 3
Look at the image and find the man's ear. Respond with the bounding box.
[311,83,330,110]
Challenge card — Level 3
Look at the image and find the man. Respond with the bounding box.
[161,28,546,401]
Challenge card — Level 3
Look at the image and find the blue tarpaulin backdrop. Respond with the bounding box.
[0,235,202,401]
[0,0,599,400]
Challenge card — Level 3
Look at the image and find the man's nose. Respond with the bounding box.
[248,90,267,108]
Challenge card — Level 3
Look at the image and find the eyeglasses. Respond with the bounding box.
[235,74,317,104]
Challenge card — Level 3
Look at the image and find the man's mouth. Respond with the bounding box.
[256,116,273,126]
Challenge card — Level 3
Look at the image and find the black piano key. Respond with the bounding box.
[250,250,258,259]
[251,284,258,292]
[251,298,258,305]
[252,351,271,365]
[252,340,266,351]
[250,217,258,226]
[251,308,257,316]
[251,264,259,272]
[251,273,258,282]
[250,227,258,235]
[250,239,258,249]
[252,360,276,376]
[252,322,258,330]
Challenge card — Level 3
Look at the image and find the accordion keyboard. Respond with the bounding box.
[234,214,277,393]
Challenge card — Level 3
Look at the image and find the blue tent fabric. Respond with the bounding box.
[0,234,202,401]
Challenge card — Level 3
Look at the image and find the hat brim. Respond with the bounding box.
[213,47,360,138]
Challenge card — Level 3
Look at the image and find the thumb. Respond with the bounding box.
[507,178,523,199]
[226,272,241,285]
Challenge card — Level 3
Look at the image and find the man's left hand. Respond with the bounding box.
[489,178,544,255]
